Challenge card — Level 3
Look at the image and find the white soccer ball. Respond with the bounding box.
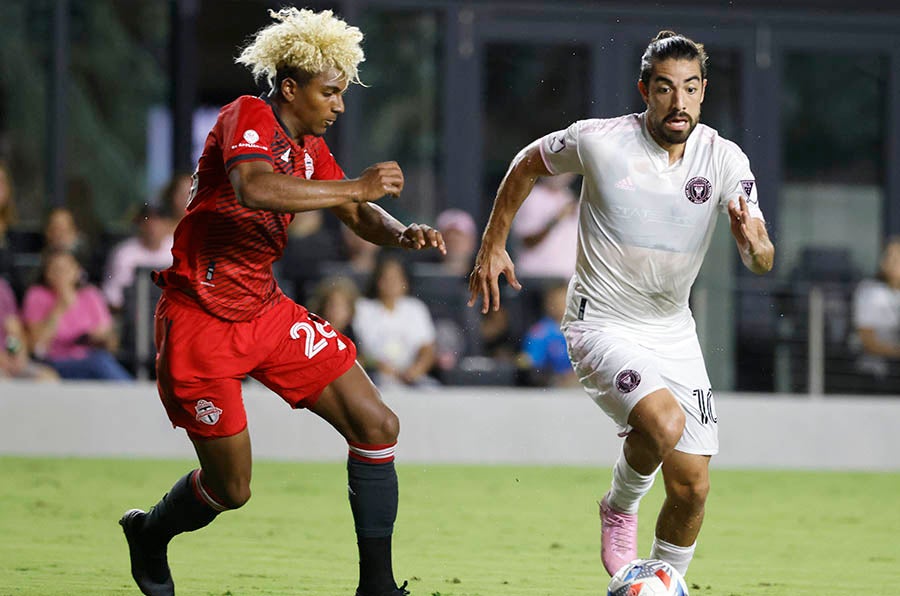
[607,559,689,596]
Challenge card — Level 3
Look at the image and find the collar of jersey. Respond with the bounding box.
[638,111,697,171]
[259,94,307,149]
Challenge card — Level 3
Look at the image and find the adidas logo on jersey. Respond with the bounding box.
[614,176,635,191]
[280,148,291,162]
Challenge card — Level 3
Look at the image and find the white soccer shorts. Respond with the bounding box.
[563,321,719,455]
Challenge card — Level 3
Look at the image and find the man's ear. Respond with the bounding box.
[279,77,297,102]
[638,80,649,104]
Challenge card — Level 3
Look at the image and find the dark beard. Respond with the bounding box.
[649,112,699,146]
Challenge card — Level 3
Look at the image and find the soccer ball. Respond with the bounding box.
[607,559,689,596]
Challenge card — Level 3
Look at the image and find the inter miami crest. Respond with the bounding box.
[195,399,223,425]
[615,369,641,393]
[684,176,712,204]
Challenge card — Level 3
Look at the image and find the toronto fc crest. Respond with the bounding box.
[195,399,223,425]
[684,176,712,204]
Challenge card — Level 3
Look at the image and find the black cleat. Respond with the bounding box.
[356,580,410,596]
[119,509,174,596]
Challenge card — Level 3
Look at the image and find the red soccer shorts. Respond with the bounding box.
[154,290,357,440]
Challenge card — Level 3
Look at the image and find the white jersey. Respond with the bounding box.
[539,112,765,335]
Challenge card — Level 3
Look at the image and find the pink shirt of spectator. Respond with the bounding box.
[22,284,112,361]
[512,176,579,278]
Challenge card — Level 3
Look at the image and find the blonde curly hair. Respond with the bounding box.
[235,7,365,91]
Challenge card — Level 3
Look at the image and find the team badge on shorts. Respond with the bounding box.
[194,399,223,425]
[684,176,712,204]
[615,369,641,393]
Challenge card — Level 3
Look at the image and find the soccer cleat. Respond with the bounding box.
[599,493,638,577]
[355,580,410,596]
[120,509,174,596]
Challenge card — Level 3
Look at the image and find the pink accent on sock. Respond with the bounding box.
[599,493,638,576]
[348,441,396,464]
[191,469,228,512]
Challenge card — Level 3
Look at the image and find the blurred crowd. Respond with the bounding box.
[0,161,587,388]
[2,159,898,393]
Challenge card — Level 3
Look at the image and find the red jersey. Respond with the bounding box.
[155,95,345,322]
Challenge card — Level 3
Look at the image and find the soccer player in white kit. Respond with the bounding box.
[467,31,774,579]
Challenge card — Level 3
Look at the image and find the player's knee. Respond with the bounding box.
[654,408,686,457]
[363,407,400,445]
[218,480,252,509]
[669,477,709,508]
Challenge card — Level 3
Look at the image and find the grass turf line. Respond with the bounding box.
[0,457,897,595]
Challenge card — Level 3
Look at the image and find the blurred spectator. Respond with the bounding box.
[852,238,900,390]
[158,171,194,232]
[0,160,17,284]
[21,249,132,381]
[102,203,174,310]
[66,176,104,250]
[518,282,578,387]
[340,224,381,276]
[280,210,342,301]
[511,172,579,278]
[434,208,477,276]
[0,276,58,381]
[354,253,438,387]
[480,305,518,363]
[307,275,360,344]
[41,206,100,282]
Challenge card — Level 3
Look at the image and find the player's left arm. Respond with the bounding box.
[331,201,447,254]
[727,196,774,274]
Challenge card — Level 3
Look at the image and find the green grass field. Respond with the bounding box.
[0,457,898,596]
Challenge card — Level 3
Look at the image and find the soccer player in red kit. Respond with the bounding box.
[119,9,444,596]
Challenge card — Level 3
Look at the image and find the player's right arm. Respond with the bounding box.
[467,141,551,314]
[228,159,403,213]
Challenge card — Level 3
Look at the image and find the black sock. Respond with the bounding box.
[348,458,398,594]
[141,469,220,548]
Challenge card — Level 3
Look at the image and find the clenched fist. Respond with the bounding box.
[356,161,404,201]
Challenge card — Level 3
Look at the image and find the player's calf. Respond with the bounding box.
[348,441,403,596]
[121,470,228,595]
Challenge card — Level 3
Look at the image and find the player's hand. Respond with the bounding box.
[727,195,761,253]
[467,244,521,314]
[399,223,446,253]
[356,162,404,201]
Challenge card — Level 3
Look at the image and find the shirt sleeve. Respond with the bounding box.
[410,299,436,345]
[718,142,764,221]
[102,241,131,309]
[310,139,346,181]
[83,286,113,331]
[21,286,54,324]
[538,121,585,176]
[221,98,277,173]
[854,281,891,329]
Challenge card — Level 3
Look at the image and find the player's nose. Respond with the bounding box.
[332,94,345,114]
